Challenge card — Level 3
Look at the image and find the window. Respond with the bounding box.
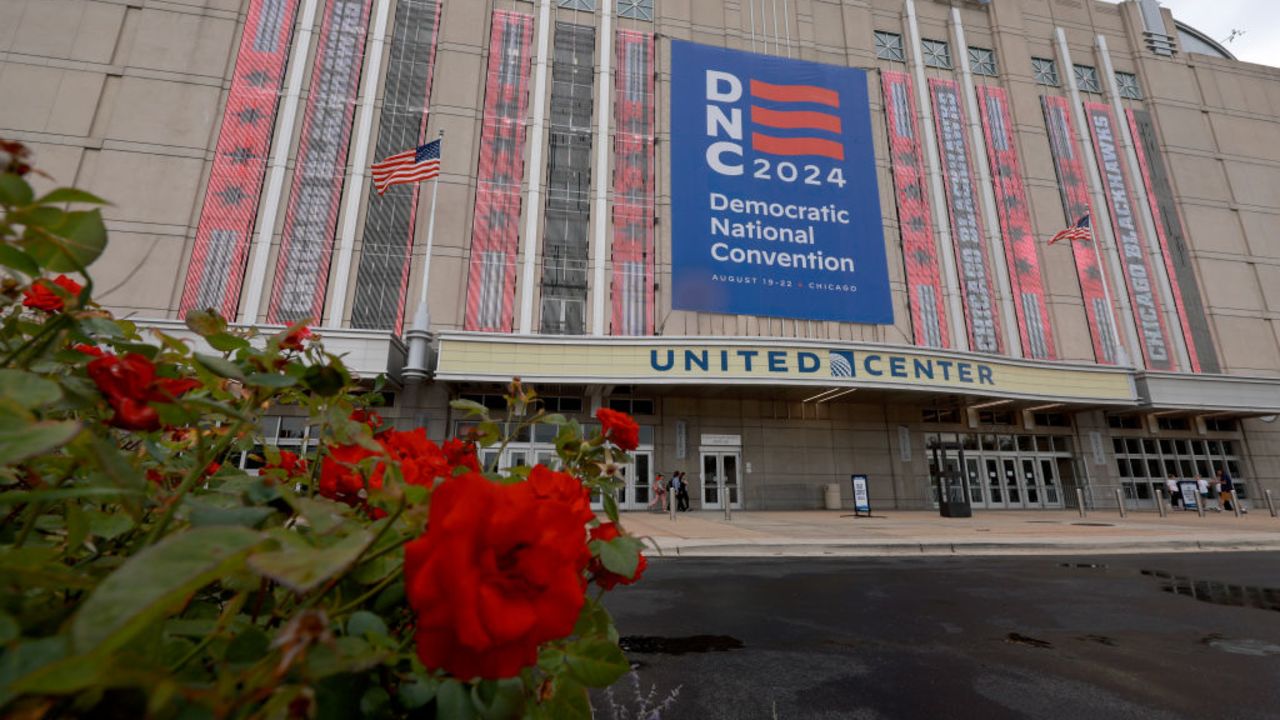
[1205,418,1238,432]
[617,0,653,20]
[923,407,961,424]
[607,397,655,416]
[968,46,997,76]
[1157,416,1191,431]
[1031,57,1058,86]
[460,393,508,411]
[922,39,951,69]
[978,410,1016,426]
[1115,71,1142,99]
[539,395,583,413]
[874,31,905,62]
[1033,412,1071,428]
[1074,64,1101,93]
[557,0,595,9]
[1107,414,1143,430]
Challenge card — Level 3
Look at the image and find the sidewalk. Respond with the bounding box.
[614,509,1280,557]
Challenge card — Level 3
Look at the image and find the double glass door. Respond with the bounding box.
[700,451,742,510]
[966,455,1066,509]
[478,446,653,511]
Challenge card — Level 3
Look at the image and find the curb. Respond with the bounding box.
[649,539,1280,558]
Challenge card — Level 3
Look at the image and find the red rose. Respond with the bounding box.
[404,471,592,679]
[22,275,82,313]
[380,429,455,488]
[442,438,481,473]
[72,343,105,358]
[350,408,383,431]
[280,325,313,351]
[86,353,199,431]
[265,450,308,480]
[588,522,647,590]
[595,408,640,451]
[318,443,383,505]
[527,465,595,527]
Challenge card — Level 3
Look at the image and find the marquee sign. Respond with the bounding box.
[669,41,892,324]
[434,334,1137,404]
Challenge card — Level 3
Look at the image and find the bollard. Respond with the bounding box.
[1231,490,1242,518]
[1155,489,1167,518]
[724,497,732,522]
[1196,492,1205,518]
[669,493,677,522]
[1114,488,1126,519]
[1266,489,1277,518]
[1076,488,1087,518]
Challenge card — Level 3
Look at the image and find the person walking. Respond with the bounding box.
[676,470,691,511]
[649,473,668,512]
[1217,468,1238,513]
[1196,474,1211,510]
[1165,475,1180,509]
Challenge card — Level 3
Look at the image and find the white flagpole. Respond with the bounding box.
[403,130,444,383]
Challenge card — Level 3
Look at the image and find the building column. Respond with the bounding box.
[517,0,554,334]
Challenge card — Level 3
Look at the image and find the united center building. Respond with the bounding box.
[7,0,1280,512]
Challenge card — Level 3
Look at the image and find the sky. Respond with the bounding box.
[1126,0,1280,67]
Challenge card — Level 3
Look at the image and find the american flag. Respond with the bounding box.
[1049,213,1091,245]
[371,139,441,195]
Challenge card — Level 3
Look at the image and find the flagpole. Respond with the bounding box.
[403,129,444,383]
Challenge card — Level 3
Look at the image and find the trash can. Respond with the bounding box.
[824,483,841,510]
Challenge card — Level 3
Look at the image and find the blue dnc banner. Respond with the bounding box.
[670,41,893,325]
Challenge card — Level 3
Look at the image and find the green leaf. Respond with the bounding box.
[0,486,145,506]
[0,548,94,589]
[246,372,297,389]
[0,610,18,645]
[360,687,391,716]
[592,535,642,580]
[0,244,40,276]
[473,678,526,720]
[193,352,244,380]
[449,398,489,417]
[0,369,61,408]
[0,418,81,465]
[398,675,438,709]
[603,491,620,524]
[346,610,388,640]
[224,626,270,664]
[0,636,69,707]
[184,498,275,528]
[247,529,373,593]
[540,413,568,426]
[184,309,226,336]
[0,172,34,206]
[79,315,126,339]
[533,678,591,720]
[562,638,630,688]
[88,511,135,541]
[36,187,109,205]
[70,526,265,655]
[282,494,349,535]
[23,208,107,270]
[65,501,89,550]
[436,680,477,720]
[302,364,345,397]
[206,332,249,352]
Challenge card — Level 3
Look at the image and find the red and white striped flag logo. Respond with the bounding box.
[371,139,441,195]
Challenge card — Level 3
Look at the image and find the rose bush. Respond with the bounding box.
[0,141,649,718]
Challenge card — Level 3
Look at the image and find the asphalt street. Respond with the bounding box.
[595,553,1280,720]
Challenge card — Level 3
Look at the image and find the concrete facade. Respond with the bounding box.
[5,0,1280,511]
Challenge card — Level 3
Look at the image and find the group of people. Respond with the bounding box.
[1164,468,1243,512]
[649,471,691,512]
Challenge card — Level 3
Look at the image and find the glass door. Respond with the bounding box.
[700,451,742,510]
[985,457,1005,508]
[1020,458,1041,508]
[1002,458,1021,507]
[619,452,652,510]
[966,457,985,509]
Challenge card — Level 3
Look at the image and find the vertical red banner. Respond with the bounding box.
[1083,102,1175,371]
[1041,95,1117,365]
[464,10,535,332]
[1127,109,1202,373]
[976,86,1056,360]
[180,0,298,319]
[610,30,655,336]
[267,0,374,325]
[929,78,1003,355]
[881,71,949,349]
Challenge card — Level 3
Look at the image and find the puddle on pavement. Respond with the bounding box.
[1142,570,1280,612]
[1071,522,1115,527]
[1005,632,1053,649]
[619,635,745,655]
[1200,634,1280,657]
[1077,634,1118,646]
[1059,562,1109,569]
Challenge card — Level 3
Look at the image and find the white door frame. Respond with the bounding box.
[699,447,743,510]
